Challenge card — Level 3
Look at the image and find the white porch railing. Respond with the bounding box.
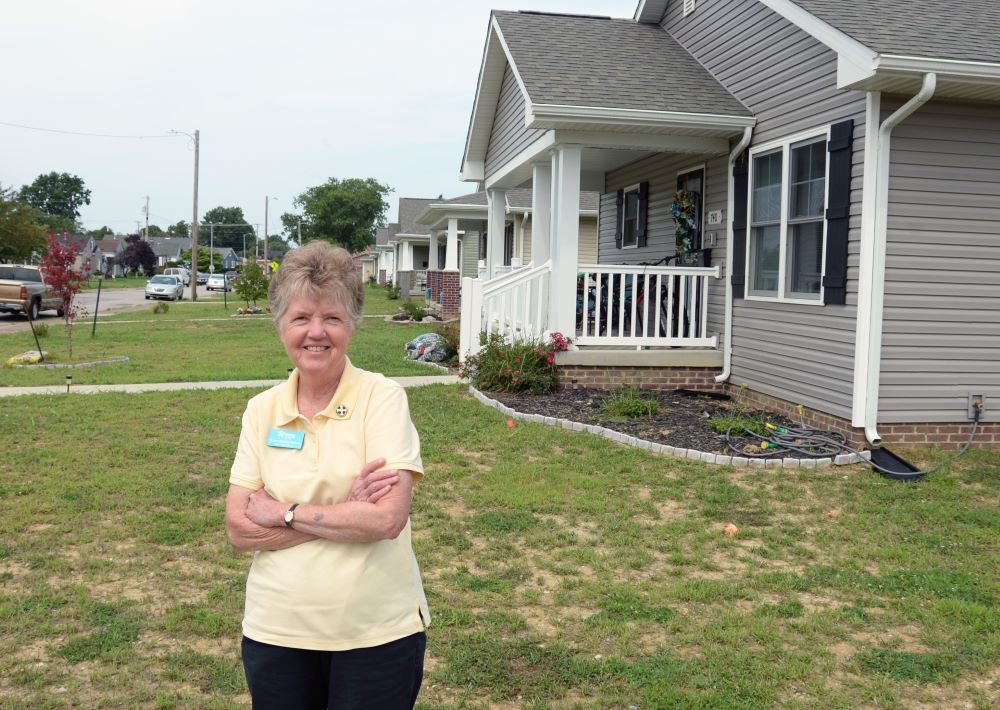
[460,262,550,359]
[574,264,721,348]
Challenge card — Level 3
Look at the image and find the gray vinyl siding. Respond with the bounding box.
[484,64,545,178]
[461,224,484,279]
[600,153,730,346]
[879,99,1000,423]
[518,215,596,265]
[661,0,867,420]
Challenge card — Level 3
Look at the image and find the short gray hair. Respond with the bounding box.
[268,241,364,327]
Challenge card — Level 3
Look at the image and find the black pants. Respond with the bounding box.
[241,632,426,710]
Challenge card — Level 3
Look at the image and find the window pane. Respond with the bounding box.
[624,191,638,219]
[790,140,826,219]
[787,221,823,297]
[750,224,780,294]
[752,152,782,222]
[623,217,637,247]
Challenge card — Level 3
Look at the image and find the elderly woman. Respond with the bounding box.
[225,241,428,709]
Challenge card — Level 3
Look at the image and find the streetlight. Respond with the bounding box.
[170,128,200,301]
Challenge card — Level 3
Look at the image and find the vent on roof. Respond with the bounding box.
[517,10,611,20]
[683,0,696,16]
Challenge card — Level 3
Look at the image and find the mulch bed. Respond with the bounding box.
[485,387,801,457]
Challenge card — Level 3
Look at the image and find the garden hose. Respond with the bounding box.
[724,405,983,479]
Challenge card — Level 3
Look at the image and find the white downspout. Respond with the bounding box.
[715,126,753,384]
[861,73,936,445]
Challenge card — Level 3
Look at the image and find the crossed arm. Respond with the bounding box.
[225,457,416,553]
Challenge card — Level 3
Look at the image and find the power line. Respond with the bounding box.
[0,120,180,140]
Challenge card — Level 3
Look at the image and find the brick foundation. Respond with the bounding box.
[378,269,386,285]
[440,271,461,319]
[556,363,997,450]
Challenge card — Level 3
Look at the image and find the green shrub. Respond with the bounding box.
[600,387,661,418]
[400,300,427,321]
[461,332,562,395]
[384,282,400,300]
[31,323,49,338]
[433,321,461,367]
[152,302,169,314]
[233,262,269,309]
[709,414,767,436]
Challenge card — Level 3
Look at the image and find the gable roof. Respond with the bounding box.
[494,10,750,116]
[396,199,436,236]
[462,10,753,181]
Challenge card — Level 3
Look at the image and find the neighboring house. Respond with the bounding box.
[96,238,125,277]
[390,198,437,299]
[457,0,1000,448]
[55,233,98,274]
[373,226,397,285]
[206,246,239,271]
[415,189,599,317]
[148,236,192,268]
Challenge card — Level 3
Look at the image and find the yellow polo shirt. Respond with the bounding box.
[229,358,429,651]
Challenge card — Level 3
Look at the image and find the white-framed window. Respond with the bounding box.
[621,183,640,249]
[747,129,828,302]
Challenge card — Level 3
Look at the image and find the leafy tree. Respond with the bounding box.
[20,172,91,219]
[39,231,91,361]
[201,206,252,251]
[146,224,165,237]
[0,197,47,262]
[234,261,269,309]
[120,235,157,277]
[283,177,391,253]
[179,248,222,273]
[167,220,190,237]
[88,225,114,239]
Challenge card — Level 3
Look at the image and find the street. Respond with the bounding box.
[0,284,218,334]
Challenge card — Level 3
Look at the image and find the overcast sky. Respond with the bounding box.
[2,0,631,238]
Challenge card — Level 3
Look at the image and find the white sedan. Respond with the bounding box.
[145,275,184,301]
[206,273,231,291]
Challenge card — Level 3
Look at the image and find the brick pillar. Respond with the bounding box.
[441,271,461,318]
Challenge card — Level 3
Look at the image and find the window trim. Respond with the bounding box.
[620,182,641,250]
[745,126,831,305]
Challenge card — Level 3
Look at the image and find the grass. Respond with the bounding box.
[0,382,996,708]
[600,386,661,419]
[0,285,434,387]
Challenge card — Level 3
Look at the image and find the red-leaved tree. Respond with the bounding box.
[39,230,91,361]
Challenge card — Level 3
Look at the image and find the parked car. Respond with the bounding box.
[163,267,190,286]
[196,271,210,285]
[206,273,230,292]
[0,265,62,319]
[145,275,184,301]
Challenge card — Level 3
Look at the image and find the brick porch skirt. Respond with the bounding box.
[557,365,998,450]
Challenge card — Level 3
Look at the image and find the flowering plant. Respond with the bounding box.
[461,331,570,394]
[671,190,700,254]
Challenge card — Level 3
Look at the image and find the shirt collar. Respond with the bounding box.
[275,357,361,425]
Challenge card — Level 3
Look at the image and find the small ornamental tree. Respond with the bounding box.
[233,262,269,310]
[39,231,91,361]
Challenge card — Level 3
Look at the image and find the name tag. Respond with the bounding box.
[267,428,305,450]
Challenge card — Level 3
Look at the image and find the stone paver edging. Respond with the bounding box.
[469,386,870,469]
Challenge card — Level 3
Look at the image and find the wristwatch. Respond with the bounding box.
[283,503,300,528]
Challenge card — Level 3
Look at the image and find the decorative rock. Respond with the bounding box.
[405,332,451,363]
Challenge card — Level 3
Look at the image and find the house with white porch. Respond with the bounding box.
[415,188,598,318]
[373,226,397,285]
[458,0,999,449]
[390,198,436,298]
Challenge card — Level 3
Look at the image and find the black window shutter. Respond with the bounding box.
[731,152,749,298]
[614,189,624,249]
[637,181,650,247]
[824,119,853,305]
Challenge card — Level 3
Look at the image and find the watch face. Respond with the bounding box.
[284,509,294,524]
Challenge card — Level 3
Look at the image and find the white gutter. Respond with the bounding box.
[715,126,753,385]
[860,72,936,446]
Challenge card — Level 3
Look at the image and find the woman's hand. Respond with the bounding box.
[347,457,400,503]
[246,488,285,528]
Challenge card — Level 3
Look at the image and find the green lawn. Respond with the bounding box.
[0,294,997,708]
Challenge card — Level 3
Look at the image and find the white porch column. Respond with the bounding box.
[401,240,413,271]
[427,230,439,271]
[445,218,459,271]
[486,188,507,279]
[512,214,523,266]
[531,163,552,266]
[549,145,581,336]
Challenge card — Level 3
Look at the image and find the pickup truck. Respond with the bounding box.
[0,265,63,320]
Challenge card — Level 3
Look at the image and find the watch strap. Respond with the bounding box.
[284,502,300,528]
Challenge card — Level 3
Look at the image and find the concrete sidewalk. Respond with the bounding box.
[0,375,461,397]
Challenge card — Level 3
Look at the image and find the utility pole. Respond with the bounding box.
[144,196,150,241]
[190,129,200,301]
[264,195,270,266]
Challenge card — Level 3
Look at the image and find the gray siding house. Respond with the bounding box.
[458,0,999,448]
